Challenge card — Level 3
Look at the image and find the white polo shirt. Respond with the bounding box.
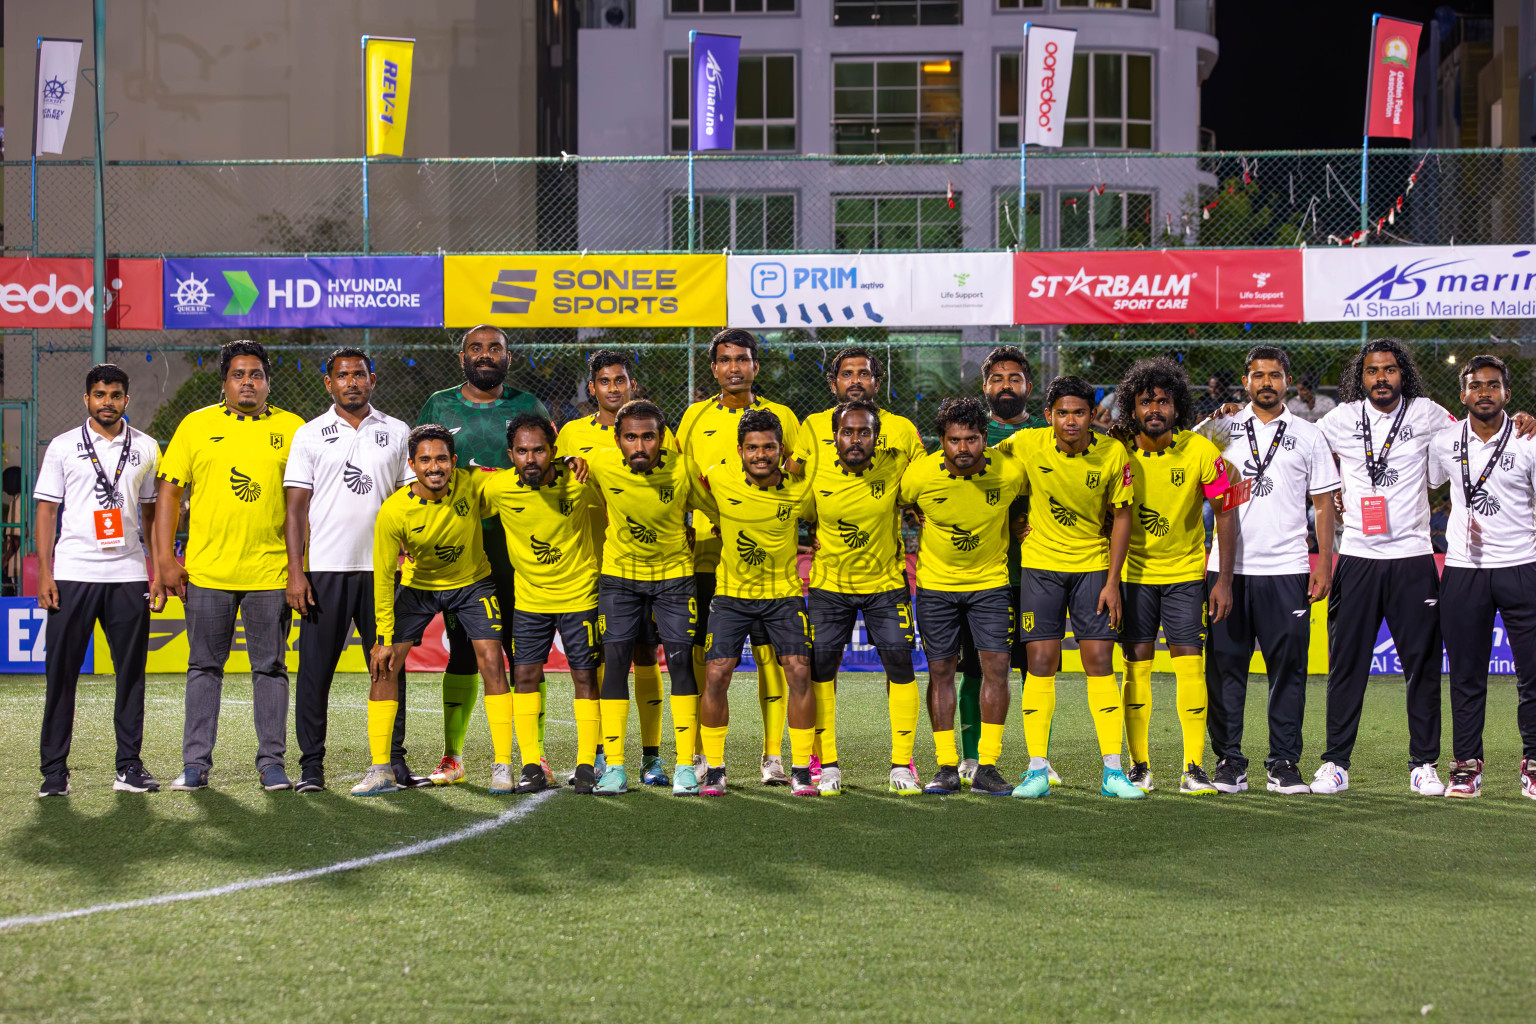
[1428,415,1536,569]
[1207,404,1340,575]
[1319,396,1457,560]
[283,406,413,572]
[34,421,160,583]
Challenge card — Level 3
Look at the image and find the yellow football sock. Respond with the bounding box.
[933,728,959,767]
[700,723,728,768]
[755,645,787,757]
[1086,674,1125,759]
[366,699,398,766]
[979,721,1005,766]
[1173,654,1208,767]
[888,681,920,765]
[599,698,630,767]
[512,691,542,767]
[812,681,838,763]
[574,697,600,767]
[1021,673,1056,762]
[1123,659,1153,764]
[483,691,514,765]
[670,693,700,765]
[634,663,664,749]
[789,726,815,769]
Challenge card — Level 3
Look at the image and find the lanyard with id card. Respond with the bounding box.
[81,423,134,550]
[1359,401,1409,537]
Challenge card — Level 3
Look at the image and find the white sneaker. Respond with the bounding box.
[1410,763,1446,797]
[1311,762,1349,794]
[958,758,979,787]
[760,754,789,786]
[888,765,922,795]
[488,762,516,795]
[817,766,842,797]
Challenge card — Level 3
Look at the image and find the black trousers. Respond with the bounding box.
[295,571,407,771]
[40,580,150,777]
[1324,554,1442,769]
[1205,572,1312,769]
[1440,563,1536,762]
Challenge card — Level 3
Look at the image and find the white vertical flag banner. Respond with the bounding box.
[1021,26,1076,148]
[34,39,84,155]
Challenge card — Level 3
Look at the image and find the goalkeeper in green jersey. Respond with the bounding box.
[414,325,550,785]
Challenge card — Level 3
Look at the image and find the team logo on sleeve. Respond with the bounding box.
[343,461,374,495]
[376,431,390,447]
[946,524,980,552]
[985,489,1000,506]
[625,515,657,544]
[660,486,675,503]
[737,533,768,566]
[270,433,285,449]
[1138,505,1171,537]
[837,518,870,549]
[529,535,564,565]
[1085,472,1101,489]
[869,480,885,499]
[1171,468,1186,486]
[230,468,262,502]
[433,543,465,563]
[1049,497,1078,527]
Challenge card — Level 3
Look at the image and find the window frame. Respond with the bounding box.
[830,0,964,25]
[667,51,800,154]
[831,55,964,156]
[1056,188,1155,249]
[992,0,1045,11]
[1056,0,1155,12]
[832,192,965,252]
[1061,49,1156,151]
[665,0,799,15]
[669,191,801,251]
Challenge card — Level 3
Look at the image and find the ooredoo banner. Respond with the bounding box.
[1022,25,1077,148]
[1013,249,1303,324]
[1302,245,1536,322]
[163,256,442,329]
[444,254,725,327]
[727,253,1012,328]
[0,258,162,329]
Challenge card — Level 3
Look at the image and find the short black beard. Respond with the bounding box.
[336,393,369,413]
[1251,389,1282,411]
[988,391,1026,420]
[1368,385,1401,411]
[1135,414,1170,439]
[840,447,870,469]
[518,465,545,487]
[1471,403,1506,423]
[464,358,508,392]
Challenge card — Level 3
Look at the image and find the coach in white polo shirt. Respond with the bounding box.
[283,347,418,794]
[1203,346,1340,797]
[34,364,163,797]
[1428,354,1536,801]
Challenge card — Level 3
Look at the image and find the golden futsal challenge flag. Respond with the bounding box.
[363,36,415,157]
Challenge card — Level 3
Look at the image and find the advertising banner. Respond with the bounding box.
[34,38,83,155]
[1021,25,1077,148]
[444,254,726,327]
[363,36,415,157]
[1301,245,1536,322]
[690,32,740,152]
[162,256,442,329]
[728,253,1013,328]
[0,598,92,674]
[1366,16,1422,140]
[0,258,162,329]
[1013,249,1303,324]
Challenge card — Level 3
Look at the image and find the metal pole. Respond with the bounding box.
[89,0,108,365]
[1020,23,1029,249]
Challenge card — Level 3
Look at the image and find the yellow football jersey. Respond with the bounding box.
[1123,431,1230,584]
[555,414,678,565]
[791,406,927,477]
[898,449,1026,591]
[157,403,305,590]
[483,465,601,614]
[997,427,1134,573]
[677,394,800,572]
[692,464,813,601]
[372,469,493,643]
[584,446,699,582]
[807,448,911,594]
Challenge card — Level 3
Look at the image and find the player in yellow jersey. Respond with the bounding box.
[995,376,1143,800]
[803,400,917,795]
[556,351,679,787]
[355,426,512,796]
[586,400,708,796]
[692,409,815,796]
[1113,358,1235,795]
[787,346,926,475]
[899,397,1027,797]
[484,414,603,795]
[678,329,801,786]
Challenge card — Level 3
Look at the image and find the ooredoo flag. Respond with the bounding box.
[1365,16,1421,139]
[690,31,740,152]
[363,36,414,156]
[1022,25,1076,148]
[34,39,83,155]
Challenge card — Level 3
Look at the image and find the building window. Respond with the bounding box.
[832,57,962,155]
[834,194,962,250]
[1059,190,1152,249]
[832,1,961,24]
[995,0,1044,8]
[1059,0,1153,9]
[1064,52,1153,149]
[671,193,798,250]
[670,54,797,152]
[995,190,1043,248]
[997,52,1020,150]
[669,0,796,12]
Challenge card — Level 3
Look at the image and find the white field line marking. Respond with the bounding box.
[0,790,557,934]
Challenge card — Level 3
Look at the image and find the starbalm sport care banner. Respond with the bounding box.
[1022,25,1077,148]
[34,38,83,155]
[690,32,740,152]
[1366,16,1422,139]
[364,36,415,156]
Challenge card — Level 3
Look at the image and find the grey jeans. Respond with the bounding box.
[183,583,292,771]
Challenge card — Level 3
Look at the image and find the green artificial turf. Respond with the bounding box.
[2,671,1534,1023]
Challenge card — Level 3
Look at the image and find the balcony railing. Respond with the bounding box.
[832,117,963,155]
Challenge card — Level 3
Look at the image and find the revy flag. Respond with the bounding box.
[690,32,741,152]
[1365,16,1421,139]
[1022,25,1076,148]
[34,38,83,155]
[363,36,415,156]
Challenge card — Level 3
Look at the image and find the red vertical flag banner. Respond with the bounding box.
[1365,16,1422,138]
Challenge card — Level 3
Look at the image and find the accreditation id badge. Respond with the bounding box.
[93,508,126,549]
[1360,495,1389,536]
[1222,476,1252,512]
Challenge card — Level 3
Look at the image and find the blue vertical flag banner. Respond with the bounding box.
[690,32,741,152]
[162,256,443,328]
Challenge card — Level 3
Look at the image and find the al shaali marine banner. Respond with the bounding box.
[164,257,442,328]
[443,254,726,327]
[726,254,1013,328]
[1302,246,1536,322]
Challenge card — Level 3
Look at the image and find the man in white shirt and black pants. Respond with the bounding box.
[34,365,164,796]
[1203,346,1340,796]
[284,347,419,793]
[1429,354,1536,800]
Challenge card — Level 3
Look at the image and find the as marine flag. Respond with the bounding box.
[34,38,84,155]
[1365,16,1421,139]
[363,36,415,157]
[1021,25,1077,148]
[690,31,741,152]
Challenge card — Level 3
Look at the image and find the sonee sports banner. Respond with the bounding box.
[443,254,726,327]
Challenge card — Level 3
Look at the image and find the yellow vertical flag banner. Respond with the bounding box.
[364,37,415,157]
